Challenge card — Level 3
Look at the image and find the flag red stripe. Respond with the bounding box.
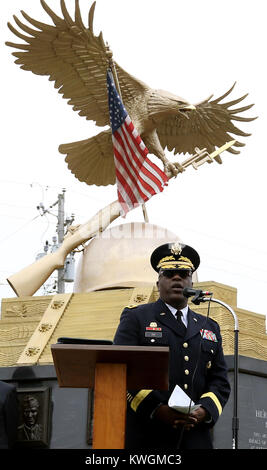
[124,118,167,186]
[113,130,151,199]
[118,126,163,195]
[107,69,168,216]
[113,123,168,215]
[115,127,166,207]
[114,147,146,204]
[113,146,146,202]
[116,168,138,206]
[122,120,167,188]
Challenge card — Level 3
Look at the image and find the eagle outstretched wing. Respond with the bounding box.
[157,83,256,163]
[6,0,149,128]
[6,0,256,185]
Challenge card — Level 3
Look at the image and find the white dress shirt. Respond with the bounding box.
[165,303,189,327]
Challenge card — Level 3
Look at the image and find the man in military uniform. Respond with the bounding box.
[113,242,230,449]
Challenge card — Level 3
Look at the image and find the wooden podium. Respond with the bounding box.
[51,343,169,449]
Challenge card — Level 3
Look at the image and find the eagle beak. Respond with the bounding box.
[178,104,195,119]
[183,104,196,111]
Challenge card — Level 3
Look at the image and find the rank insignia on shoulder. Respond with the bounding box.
[200,329,218,342]
[126,304,137,309]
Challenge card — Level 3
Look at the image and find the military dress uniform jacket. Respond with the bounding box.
[113,298,231,449]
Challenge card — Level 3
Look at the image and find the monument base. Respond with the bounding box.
[1,355,267,449]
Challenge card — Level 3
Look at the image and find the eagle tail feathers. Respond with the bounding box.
[59,130,116,187]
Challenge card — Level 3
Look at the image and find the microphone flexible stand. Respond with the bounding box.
[191,294,239,449]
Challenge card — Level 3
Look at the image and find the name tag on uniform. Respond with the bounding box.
[200,329,217,342]
[145,331,162,338]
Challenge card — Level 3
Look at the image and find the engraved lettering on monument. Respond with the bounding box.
[248,409,267,449]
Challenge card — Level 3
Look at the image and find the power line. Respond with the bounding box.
[178,224,267,257]
[0,214,41,245]
[199,263,267,285]
[0,202,35,209]
[0,178,113,203]
[0,214,38,221]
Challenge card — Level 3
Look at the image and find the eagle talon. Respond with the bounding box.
[163,162,180,178]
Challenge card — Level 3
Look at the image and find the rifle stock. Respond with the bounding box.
[7,200,121,297]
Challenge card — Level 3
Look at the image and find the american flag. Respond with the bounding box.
[107,69,168,217]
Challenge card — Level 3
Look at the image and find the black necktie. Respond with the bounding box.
[175,310,187,335]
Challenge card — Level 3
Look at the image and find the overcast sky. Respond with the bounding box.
[1,0,266,322]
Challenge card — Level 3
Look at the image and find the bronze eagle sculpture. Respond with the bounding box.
[6,0,256,185]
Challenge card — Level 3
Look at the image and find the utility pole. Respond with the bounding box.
[35,187,75,295]
[57,189,66,293]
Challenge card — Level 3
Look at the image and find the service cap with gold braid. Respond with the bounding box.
[150,242,200,273]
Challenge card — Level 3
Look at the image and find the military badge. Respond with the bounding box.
[200,329,218,342]
[146,326,162,331]
[171,242,182,256]
[145,323,162,338]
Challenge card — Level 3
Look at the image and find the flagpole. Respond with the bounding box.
[106,49,122,99]
[141,204,149,223]
[106,43,149,223]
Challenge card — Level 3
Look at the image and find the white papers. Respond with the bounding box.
[168,385,201,414]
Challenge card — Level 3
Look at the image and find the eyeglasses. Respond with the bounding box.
[160,270,192,279]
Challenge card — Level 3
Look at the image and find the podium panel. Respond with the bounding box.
[51,344,169,389]
[51,344,169,449]
[93,363,127,448]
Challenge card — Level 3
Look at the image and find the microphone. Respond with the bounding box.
[183,287,213,298]
[183,287,213,304]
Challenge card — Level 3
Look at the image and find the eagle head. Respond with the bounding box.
[148,89,195,121]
